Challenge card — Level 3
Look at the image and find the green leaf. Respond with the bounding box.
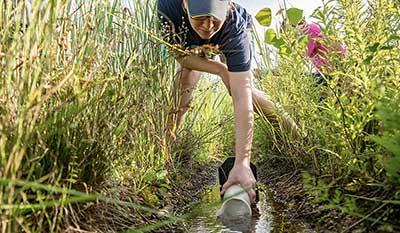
[297,35,309,46]
[279,45,292,55]
[363,54,374,64]
[255,8,272,27]
[156,170,168,181]
[286,7,303,25]
[388,34,400,41]
[264,29,276,44]
[368,42,380,52]
[381,45,394,50]
[271,37,285,48]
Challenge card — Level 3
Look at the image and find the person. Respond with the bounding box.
[157,0,300,202]
[299,22,346,85]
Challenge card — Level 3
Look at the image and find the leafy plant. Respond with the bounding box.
[253,0,400,228]
[372,91,400,182]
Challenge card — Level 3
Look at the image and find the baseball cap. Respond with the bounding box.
[187,0,230,20]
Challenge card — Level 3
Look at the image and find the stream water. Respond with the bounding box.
[187,184,313,233]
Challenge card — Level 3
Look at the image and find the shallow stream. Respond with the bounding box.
[187,184,312,233]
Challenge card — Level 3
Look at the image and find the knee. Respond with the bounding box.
[180,83,196,96]
[180,70,201,91]
[180,79,195,91]
[178,104,191,114]
[251,88,267,103]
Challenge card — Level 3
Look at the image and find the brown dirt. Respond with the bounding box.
[257,157,397,233]
[69,161,218,233]
[69,157,398,233]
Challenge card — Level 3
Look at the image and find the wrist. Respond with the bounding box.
[217,64,229,78]
[234,156,251,167]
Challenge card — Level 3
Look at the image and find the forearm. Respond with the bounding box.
[229,71,254,166]
[178,56,254,165]
[177,55,226,75]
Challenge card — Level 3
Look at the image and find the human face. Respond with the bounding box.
[185,9,225,39]
[188,15,224,39]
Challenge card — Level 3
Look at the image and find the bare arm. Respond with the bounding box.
[229,71,254,166]
[221,71,256,202]
[176,55,227,77]
[177,55,232,92]
[177,55,256,201]
[178,57,255,159]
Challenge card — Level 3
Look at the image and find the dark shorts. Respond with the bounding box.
[312,72,330,86]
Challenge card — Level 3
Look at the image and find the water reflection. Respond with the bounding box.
[188,185,274,233]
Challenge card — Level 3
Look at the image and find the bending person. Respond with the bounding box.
[158,0,300,202]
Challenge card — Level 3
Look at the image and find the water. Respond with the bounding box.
[187,184,311,233]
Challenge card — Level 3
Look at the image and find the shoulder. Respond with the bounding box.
[216,3,252,72]
[157,0,183,16]
[227,3,253,30]
[217,3,252,45]
[217,3,252,48]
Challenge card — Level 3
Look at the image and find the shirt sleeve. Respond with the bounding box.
[157,0,188,46]
[220,28,252,72]
[157,1,175,43]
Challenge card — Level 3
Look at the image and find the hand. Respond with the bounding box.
[221,162,256,203]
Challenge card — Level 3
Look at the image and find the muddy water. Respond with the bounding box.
[187,184,312,233]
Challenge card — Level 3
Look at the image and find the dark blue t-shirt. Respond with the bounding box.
[158,0,253,72]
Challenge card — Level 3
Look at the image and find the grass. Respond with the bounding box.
[252,0,400,229]
[0,0,231,232]
[0,0,399,232]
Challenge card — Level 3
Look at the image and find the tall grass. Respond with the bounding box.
[0,0,232,232]
[3,0,397,230]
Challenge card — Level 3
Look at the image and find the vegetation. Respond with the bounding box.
[0,0,399,232]
[253,0,400,230]
[0,0,232,232]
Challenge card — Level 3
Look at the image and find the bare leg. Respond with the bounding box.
[167,63,202,139]
[251,87,301,139]
[217,71,300,139]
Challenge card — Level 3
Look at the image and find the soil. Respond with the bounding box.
[258,159,355,233]
[257,157,399,233]
[72,158,398,233]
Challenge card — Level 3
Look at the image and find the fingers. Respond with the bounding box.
[247,187,256,203]
[221,179,233,195]
[241,183,256,203]
[221,181,257,203]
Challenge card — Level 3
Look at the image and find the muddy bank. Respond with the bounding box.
[257,158,388,233]
[71,161,217,232]
[73,158,393,232]
[175,157,399,233]
[168,158,388,233]
[146,159,340,233]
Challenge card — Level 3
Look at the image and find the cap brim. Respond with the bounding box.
[188,0,229,20]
